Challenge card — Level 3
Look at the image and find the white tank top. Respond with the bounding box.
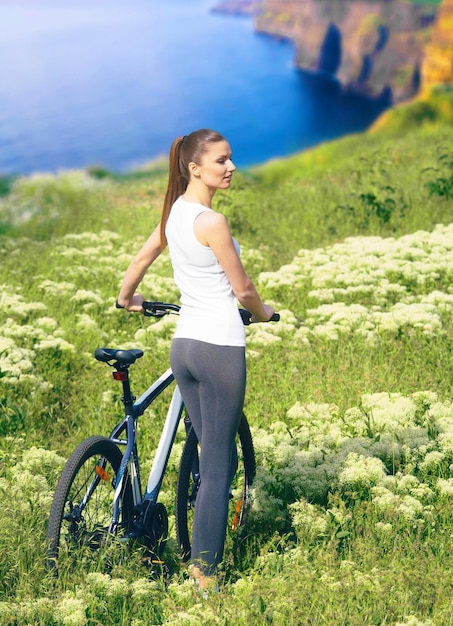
[165,197,246,346]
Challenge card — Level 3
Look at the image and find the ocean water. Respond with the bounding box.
[0,0,387,174]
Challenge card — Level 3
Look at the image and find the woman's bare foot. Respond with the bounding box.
[189,565,218,592]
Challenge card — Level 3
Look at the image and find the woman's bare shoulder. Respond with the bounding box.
[194,210,231,246]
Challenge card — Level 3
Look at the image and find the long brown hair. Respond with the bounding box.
[160,128,226,248]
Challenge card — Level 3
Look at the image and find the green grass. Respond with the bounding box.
[0,86,452,625]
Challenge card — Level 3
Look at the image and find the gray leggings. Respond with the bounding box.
[170,338,246,575]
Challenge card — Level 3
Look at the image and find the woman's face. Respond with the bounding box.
[192,140,236,190]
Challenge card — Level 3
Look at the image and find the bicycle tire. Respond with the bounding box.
[175,413,256,562]
[46,435,134,575]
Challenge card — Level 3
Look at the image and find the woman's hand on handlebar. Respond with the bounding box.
[251,304,275,324]
[117,293,145,312]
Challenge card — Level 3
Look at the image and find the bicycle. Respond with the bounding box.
[46,301,279,576]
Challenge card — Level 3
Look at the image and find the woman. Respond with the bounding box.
[117,128,274,590]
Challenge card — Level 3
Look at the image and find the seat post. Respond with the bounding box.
[113,367,135,414]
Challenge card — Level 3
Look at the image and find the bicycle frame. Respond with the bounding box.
[89,301,278,536]
[107,366,185,532]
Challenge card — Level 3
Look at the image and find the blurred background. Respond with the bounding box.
[0,0,387,175]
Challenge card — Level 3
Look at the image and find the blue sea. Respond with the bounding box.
[0,0,387,175]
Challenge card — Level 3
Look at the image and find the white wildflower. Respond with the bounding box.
[130,578,159,600]
[375,521,393,535]
[395,616,434,626]
[54,595,87,626]
[436,478,453,497]
[36,337,75,352]
[359,392,418,435]
[246,327,282,346]
[372,487,425,522]
[339,453,387,491]
[419,451,445,472]
[438,432,453,455]
[35,316,59,330]
[289,498,328,538]
[37,279,76,296]
[76,313,99,330]
[70,289,103,305]
[394,474,420,494]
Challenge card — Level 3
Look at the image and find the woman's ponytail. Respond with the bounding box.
[160,136,188,249]
[160,129,226,249]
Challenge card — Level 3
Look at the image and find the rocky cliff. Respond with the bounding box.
[253,0,442,104]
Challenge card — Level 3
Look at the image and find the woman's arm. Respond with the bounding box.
[194,211,274,322]
[117,224,162,311]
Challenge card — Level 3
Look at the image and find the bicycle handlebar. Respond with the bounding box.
[117,300,279,324]
[142,301,181,317]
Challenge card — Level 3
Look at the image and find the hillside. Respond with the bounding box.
[0,87,452,625]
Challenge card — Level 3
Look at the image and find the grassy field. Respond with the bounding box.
[0,85,452,625]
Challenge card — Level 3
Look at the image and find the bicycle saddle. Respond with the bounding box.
[94,348,144,364]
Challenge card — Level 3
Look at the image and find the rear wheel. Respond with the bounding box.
[46,436,134,576]
[175,413,256,562]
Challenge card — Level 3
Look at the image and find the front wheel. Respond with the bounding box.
[46,436,134,576]
[175,413,256,562]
